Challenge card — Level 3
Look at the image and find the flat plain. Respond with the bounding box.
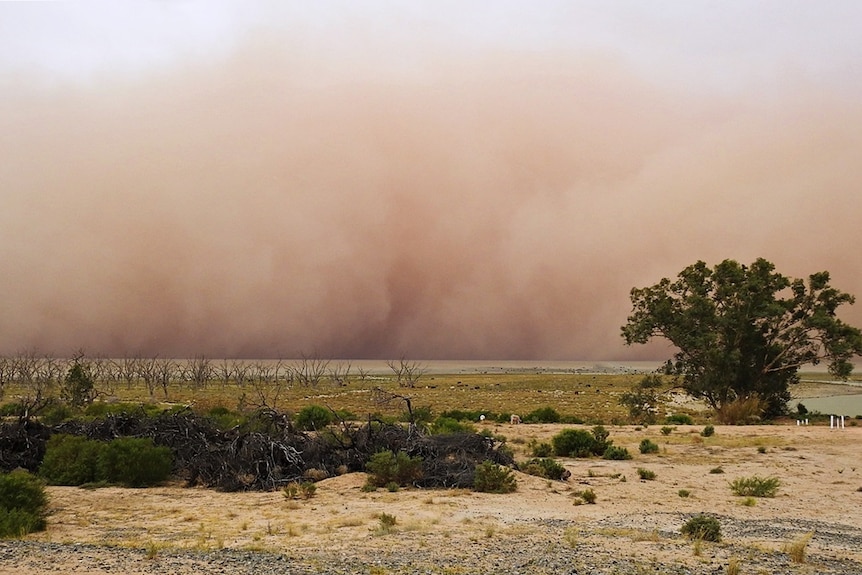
[2,373,862,574]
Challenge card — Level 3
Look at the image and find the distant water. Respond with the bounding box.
[262,359,663,375]
[795,395,862,418]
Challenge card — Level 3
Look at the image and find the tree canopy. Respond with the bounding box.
[621,258,862,418]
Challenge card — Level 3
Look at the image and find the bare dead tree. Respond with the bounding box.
[215,359,233,390]
[11,350,39,385]
[372,386,421,437]
[185,356,212,389]
[328,361,352,386]
[88,354,115,397]
[137,356,159,402]
[11,351,56,422]
[156,358,176,399]
[294,353,330,387]
[386,357,426,388]
[356,365,370,382]
[254,361,274,385]
[114,356,138,390]
[272,359,286,387]
[0,356,11,401]
[230,359,250,387]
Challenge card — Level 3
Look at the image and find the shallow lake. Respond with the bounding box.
[794,394,862,418]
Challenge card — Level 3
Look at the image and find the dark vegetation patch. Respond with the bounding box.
[0,407,513,492]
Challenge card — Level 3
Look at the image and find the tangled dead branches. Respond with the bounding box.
[0,407,513,492]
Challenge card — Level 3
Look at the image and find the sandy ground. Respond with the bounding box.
[3,419,862,574]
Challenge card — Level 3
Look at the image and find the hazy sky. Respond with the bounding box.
[2,1,861,360]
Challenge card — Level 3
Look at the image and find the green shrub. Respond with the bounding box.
[0,470,48,538]
[431,416,475,435]
[529,440,553,458]
[602,446,632,460]
[639,439,660,454]
[40,434,102,485]
[365,451,423,487]
[681,515,721,542]
[637,468,657,481]
[0,403,23,417]
[666,414,694,425]
[438,409,475,421]
[406,405,434,426]
[97,437,173,488]
[473,461,517,493]
[552,429,596,458]
[709,466,725,474]
[524,407,561,424]
[520,458,569,481]
[678,489,691,498]
[559,415,585,424]
[283,481,317,500]
[39,403,77,425]
[574,488,596,504]
[700,425,715,437]
[61,360,96,407]
[590,426,612,455]
[729,476,780,497]
[295,405,334,431]
[206,406,245,430]
[660,426,675,436]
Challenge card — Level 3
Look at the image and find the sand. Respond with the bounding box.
[2,419,861,574]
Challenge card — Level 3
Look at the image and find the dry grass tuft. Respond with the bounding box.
[785,531,814,563]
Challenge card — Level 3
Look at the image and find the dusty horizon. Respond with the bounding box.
[2,4,861,361]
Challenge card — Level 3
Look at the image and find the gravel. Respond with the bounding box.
[4,512,862,575]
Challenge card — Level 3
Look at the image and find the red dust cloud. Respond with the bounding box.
[1,41,861,360]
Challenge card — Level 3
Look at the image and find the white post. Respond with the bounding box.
[842,415,846,429]
[805,419,809,425]
[796,420,800,426]
[830,415,834,429]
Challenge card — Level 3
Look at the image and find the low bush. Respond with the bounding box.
[39,434,102,485]
[716,397,765,425]
[700,425,715,437]
[206,406,245,431]
[295,405,334,431]
[365,450,423,487]
[552,429,596,458]
[729,476,780,497]
[528,440,553,458]
[520,458,569,481]
[523,407,561,424]
[681,515,720,542]
[573,488,596,504]
[0,470,48,538]
[97,437,173,488]
[283,481,317,500]
[639,439,660,454]
[552,427,615,458]
[660,426,675,436]
[637,468,657,481]
[602,446,632,460]
[473,461,517,493]
[665,414,694,425]
[430,416,476,435]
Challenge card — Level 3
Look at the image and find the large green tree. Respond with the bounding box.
[621,258,862,418]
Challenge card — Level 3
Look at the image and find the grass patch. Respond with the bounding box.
[785,531,813,563]
[730,476,780,498]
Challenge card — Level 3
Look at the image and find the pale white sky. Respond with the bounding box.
[2,1,861,94]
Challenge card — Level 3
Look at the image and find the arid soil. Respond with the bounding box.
[2,419,862,574]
